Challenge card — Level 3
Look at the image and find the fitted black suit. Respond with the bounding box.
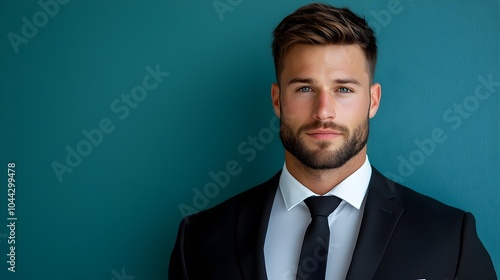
[169,168,497,279]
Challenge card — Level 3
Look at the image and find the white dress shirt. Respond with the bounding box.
[264,156,372,280]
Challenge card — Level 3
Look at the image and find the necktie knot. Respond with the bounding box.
[304,196,342,218]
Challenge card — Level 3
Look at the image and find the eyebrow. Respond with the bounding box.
[287,78,317,85]
[286,77,362,87]
[334,78,362,86]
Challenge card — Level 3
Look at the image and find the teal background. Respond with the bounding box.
[0,0,498,279]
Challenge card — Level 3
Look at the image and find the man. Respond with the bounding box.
[169,3,496,280]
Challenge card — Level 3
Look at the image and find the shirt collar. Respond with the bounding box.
[279,155,372,211]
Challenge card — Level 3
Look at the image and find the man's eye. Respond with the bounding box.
[338,87,353,93]
[297,86,312,92]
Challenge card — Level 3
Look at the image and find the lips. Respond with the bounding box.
[306,129,342,140]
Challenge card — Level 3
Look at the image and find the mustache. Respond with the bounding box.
[298,120,349,134]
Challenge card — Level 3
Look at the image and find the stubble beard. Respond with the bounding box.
[279,117,369,170]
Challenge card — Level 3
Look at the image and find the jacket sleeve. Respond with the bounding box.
[455,212,497,279]
[169,217,190,280]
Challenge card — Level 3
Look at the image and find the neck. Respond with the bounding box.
[285,147,367,195]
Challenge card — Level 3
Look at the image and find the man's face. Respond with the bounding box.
[272,44,381,170]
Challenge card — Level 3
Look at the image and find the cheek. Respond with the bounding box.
[337,97,370,121]
[281,98,311,120]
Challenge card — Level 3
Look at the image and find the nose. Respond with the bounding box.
[313,90,335,121]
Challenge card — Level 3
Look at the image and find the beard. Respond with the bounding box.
[279,117,369,170]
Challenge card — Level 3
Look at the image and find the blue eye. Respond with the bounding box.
[338,87,352,93]
[298,86,312,92]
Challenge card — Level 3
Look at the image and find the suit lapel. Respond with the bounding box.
[232,168,403,279]
[235,172,280,280]
[346,168,404,279]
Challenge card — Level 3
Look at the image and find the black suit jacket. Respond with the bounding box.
[169,168,497,279]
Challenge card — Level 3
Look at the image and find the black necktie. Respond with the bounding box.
[296,196,342,280]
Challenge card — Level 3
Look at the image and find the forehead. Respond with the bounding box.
[281,44,369,84]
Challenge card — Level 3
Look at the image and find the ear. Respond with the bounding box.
[271,83,281,118]
[368,83,381,119]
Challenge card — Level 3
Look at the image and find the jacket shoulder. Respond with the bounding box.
[372,168,465,218]
[184,171,280,227]
[369,169,496,279]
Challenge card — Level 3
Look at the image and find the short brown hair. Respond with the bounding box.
[272,3,377,83]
